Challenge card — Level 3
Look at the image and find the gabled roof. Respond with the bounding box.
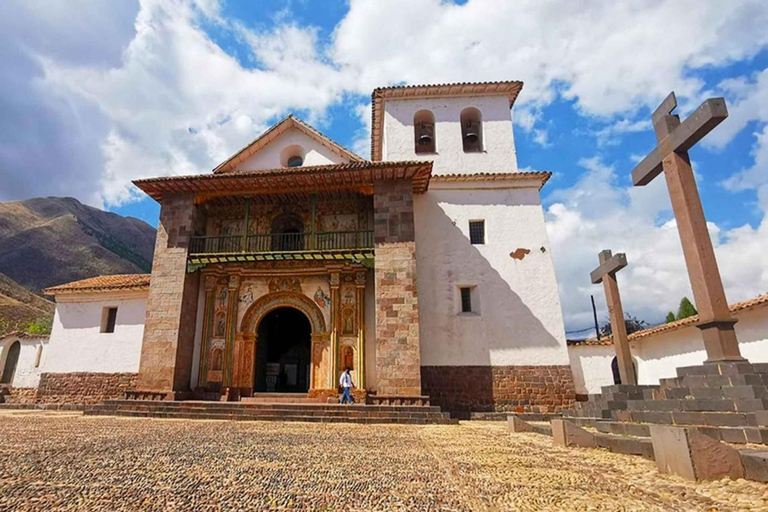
[213,115,364,174]
[567,294,768,347]
[43,274,151,295]
[370,80,524,161]
[430,171,551,190]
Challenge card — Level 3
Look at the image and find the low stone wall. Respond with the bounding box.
[37,373,138,405]
[0,387,38,404]
[421,365,576,419]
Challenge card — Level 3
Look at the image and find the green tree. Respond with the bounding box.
[677,297,698,320]
[600,313,650,336]
[26,316,53,335]
[665,311,676,323]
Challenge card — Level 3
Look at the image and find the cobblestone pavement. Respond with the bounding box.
[0,412,767,511]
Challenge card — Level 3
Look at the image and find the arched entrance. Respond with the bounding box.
[1,341,21,385]
[254,307,312,393]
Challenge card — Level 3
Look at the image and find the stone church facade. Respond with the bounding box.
[7,81,576,416]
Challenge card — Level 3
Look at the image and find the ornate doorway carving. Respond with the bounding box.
[235,291,329,393]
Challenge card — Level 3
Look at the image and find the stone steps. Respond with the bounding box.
[84,400,458,425]
[567,416,768,444]
[240,393,325,404]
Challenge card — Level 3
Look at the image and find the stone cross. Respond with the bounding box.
[631,92,744,363]
[591,250,637,385]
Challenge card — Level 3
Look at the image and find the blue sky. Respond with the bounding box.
[1,0,767,332]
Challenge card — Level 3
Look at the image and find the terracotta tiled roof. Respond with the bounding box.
[43,274,151,295]
[568,294,768,347]
[134,160,434,202]
[370,80,524,161]
[430,171,551,190]
[213,115,364,174]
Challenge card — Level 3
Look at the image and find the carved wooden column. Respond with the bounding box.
[355,270,366,389]
[234,332,256,395]
[222,275,240,388]
[197,275,217,388]
[329,271,340,385]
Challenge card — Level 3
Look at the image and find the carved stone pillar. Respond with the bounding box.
[329,271,340,385]
[355,270,366,389]
[197,275,217,388]
[223,275,240,388]
[311,332,331,390]
[233,332,256,394]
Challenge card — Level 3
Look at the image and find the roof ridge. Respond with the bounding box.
[568,293,768,346]
[213,115,363,174]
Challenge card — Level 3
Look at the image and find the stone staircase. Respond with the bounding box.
[240,393,325,404]
[83,400,458,425]
[510,362,768,481]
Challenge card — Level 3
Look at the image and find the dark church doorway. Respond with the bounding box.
[254,307,311,393]
[1,341,21,384]
[611,356,637,385]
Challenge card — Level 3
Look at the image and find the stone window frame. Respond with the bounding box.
[456,285,480,316]
[100,306,118,334]
[469,220,485,245]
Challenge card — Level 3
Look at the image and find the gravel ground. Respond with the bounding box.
[0,411,766,511]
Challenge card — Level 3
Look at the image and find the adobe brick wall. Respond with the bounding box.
[137,194,201,392]
[373,179,421,396]
[421,365,576,419]
[36,372,138,404]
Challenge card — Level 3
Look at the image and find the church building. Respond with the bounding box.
[11,81,576,417]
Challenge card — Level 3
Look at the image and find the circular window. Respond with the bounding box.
[287,155,303,167]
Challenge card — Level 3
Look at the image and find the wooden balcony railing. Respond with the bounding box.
[189,230,375,256]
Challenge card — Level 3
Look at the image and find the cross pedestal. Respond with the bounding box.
[631,93,744,363]
[591,250,636,385]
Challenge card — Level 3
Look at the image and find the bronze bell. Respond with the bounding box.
[418,123,433,145]
[464,121,479,143]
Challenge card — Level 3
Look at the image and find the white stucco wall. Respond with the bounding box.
[0,335,48,388]
[237,129,348,170]
[382,95,518,175]
[568,304,768,394]
[44,291,147,374]
[415,180,569,367]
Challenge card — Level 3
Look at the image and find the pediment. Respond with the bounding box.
[213,115,363,173]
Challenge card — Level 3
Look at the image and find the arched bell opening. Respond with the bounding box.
[413,109,436,154]
[460,107,483,153]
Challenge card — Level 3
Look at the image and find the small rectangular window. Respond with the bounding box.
[469,220,485,245]
[102,307,118,333]
[460,287,473,313]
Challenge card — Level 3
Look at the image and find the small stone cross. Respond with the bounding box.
[631,92,743,363]
[591,250,637,386]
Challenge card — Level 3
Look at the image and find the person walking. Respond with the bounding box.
[339,367,355,405]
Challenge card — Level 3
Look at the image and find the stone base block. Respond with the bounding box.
[421,365,576,419]
[38,373,138,405]
[508,415,534,433]
[551,419,595,448]
[740,450,768,482]
[650,425,744,481]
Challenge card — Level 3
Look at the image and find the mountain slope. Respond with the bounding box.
[0,197,156,293]
[0,271,55,335]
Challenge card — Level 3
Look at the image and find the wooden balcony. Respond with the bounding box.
[187,230,375,269]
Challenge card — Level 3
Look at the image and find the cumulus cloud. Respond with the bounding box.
[544,157,768,331]
[3,0,768,206]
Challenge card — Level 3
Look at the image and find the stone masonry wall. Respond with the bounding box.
[421,365,576,419]
[137,194,201,392]
[36,373,138,404]
[0,387,38,404]
[373,179,421,396]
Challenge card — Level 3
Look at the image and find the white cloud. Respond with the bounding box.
[545,158,768,331]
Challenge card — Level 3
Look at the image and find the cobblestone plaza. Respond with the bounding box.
[1,412,766,511]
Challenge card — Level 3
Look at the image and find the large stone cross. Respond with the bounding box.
[591,250,636,385]
[631,92,744,363]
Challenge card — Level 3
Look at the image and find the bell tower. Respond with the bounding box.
[372,81,522,175]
